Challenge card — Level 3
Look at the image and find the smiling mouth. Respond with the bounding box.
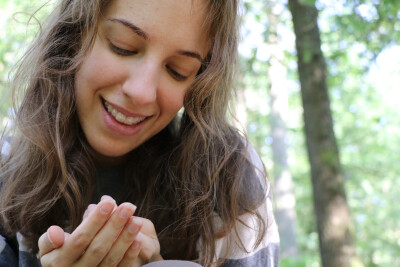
[102,99,147,126]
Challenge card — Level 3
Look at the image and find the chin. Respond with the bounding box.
[99,146,132,157]
[87,139,134,162]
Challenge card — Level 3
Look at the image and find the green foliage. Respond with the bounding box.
[1,0,400,265]
[0,0,53,131]
[241,0,400,266]
[319,2,400,264]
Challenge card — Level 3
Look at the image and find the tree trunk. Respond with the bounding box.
[266,2,298,258]
[288,0,360,266]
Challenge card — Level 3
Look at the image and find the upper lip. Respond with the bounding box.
[102,98,151,118]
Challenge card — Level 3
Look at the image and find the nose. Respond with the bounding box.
[121,60,159,105]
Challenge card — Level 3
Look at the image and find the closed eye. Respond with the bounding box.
[109,42,137,56]
[166,65,187,81]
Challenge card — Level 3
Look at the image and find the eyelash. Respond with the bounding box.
[109,42,137,56]
[166,66,187,81]
[109,42,188,82]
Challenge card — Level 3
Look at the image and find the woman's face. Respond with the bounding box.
[75,0,208,159]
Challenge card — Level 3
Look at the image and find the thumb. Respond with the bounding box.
[38,225,65,257]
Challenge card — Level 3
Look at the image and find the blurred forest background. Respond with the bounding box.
[1,0,400,266]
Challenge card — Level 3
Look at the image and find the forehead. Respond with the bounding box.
[102,0,210,54]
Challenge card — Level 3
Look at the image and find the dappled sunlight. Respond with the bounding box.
[2,0,400,266]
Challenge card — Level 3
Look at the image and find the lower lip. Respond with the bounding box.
[101,102,147,136]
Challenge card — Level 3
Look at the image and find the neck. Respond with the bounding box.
[88,148,129,167]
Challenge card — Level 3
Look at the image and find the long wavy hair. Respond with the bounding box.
[0,0,268,265]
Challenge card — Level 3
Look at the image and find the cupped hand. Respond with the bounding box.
[38,196,144,267]
[79,198,163,264]
[135,217,163,263]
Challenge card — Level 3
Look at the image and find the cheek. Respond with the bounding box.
[159,87,185,117]
[76,42,121,91]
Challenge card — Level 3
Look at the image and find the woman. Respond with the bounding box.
[0,0,280,266]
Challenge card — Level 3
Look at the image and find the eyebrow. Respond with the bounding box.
[178,50,204,63]
[108,18,148,40]
[107,18,204,63]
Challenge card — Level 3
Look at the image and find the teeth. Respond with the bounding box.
[104,101,146,125]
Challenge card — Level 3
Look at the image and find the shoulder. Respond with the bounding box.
[246,142,265,176]
[0,235,18,266]
[0,232,41,267]
[237,142,269,212]
[243,142,268,194]
[215,143,280,266]
[212,198,280,266]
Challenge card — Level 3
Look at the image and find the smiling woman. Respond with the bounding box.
[75,0,207,159]
[0,0,279,266]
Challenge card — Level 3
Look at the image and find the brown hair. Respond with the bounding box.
[0,0,268,265]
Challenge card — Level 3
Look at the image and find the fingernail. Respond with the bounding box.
[46,229,55,248]
[100,200,115,214]
[131,240,140,249]
[128,217,142,233]
[88,204,97,212]
[132,217,142,227]
[83,204,96,219]
[135,233,142,242]
[101,195,114,202]
[119,203,136,219]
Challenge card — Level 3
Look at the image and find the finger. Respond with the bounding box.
[83,204,97,220]
[134,218,162,261]
[137,231,162,262]
[38,225,65,257]
[100,195,118,213]
[78,202,136,266]
[99,216,142,267]
[61,197,117,262]
[138,218,158,240]
[64,232,71,240]
[82,196,116,221]
[118,237,143,267]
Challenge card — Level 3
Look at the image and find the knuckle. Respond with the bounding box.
[124,244,140,261]
[140,247,153,261]
[121,231,135,243]
[54,260,67,267]
[102,255,122,267]
[41,255,66,267]
[40,258,51,267]
[88,243,108,259]
[109,215,124,228]
[73,232,91,250]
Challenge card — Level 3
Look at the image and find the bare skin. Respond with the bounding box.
[37,1,208,265]
[38,196,162,267]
